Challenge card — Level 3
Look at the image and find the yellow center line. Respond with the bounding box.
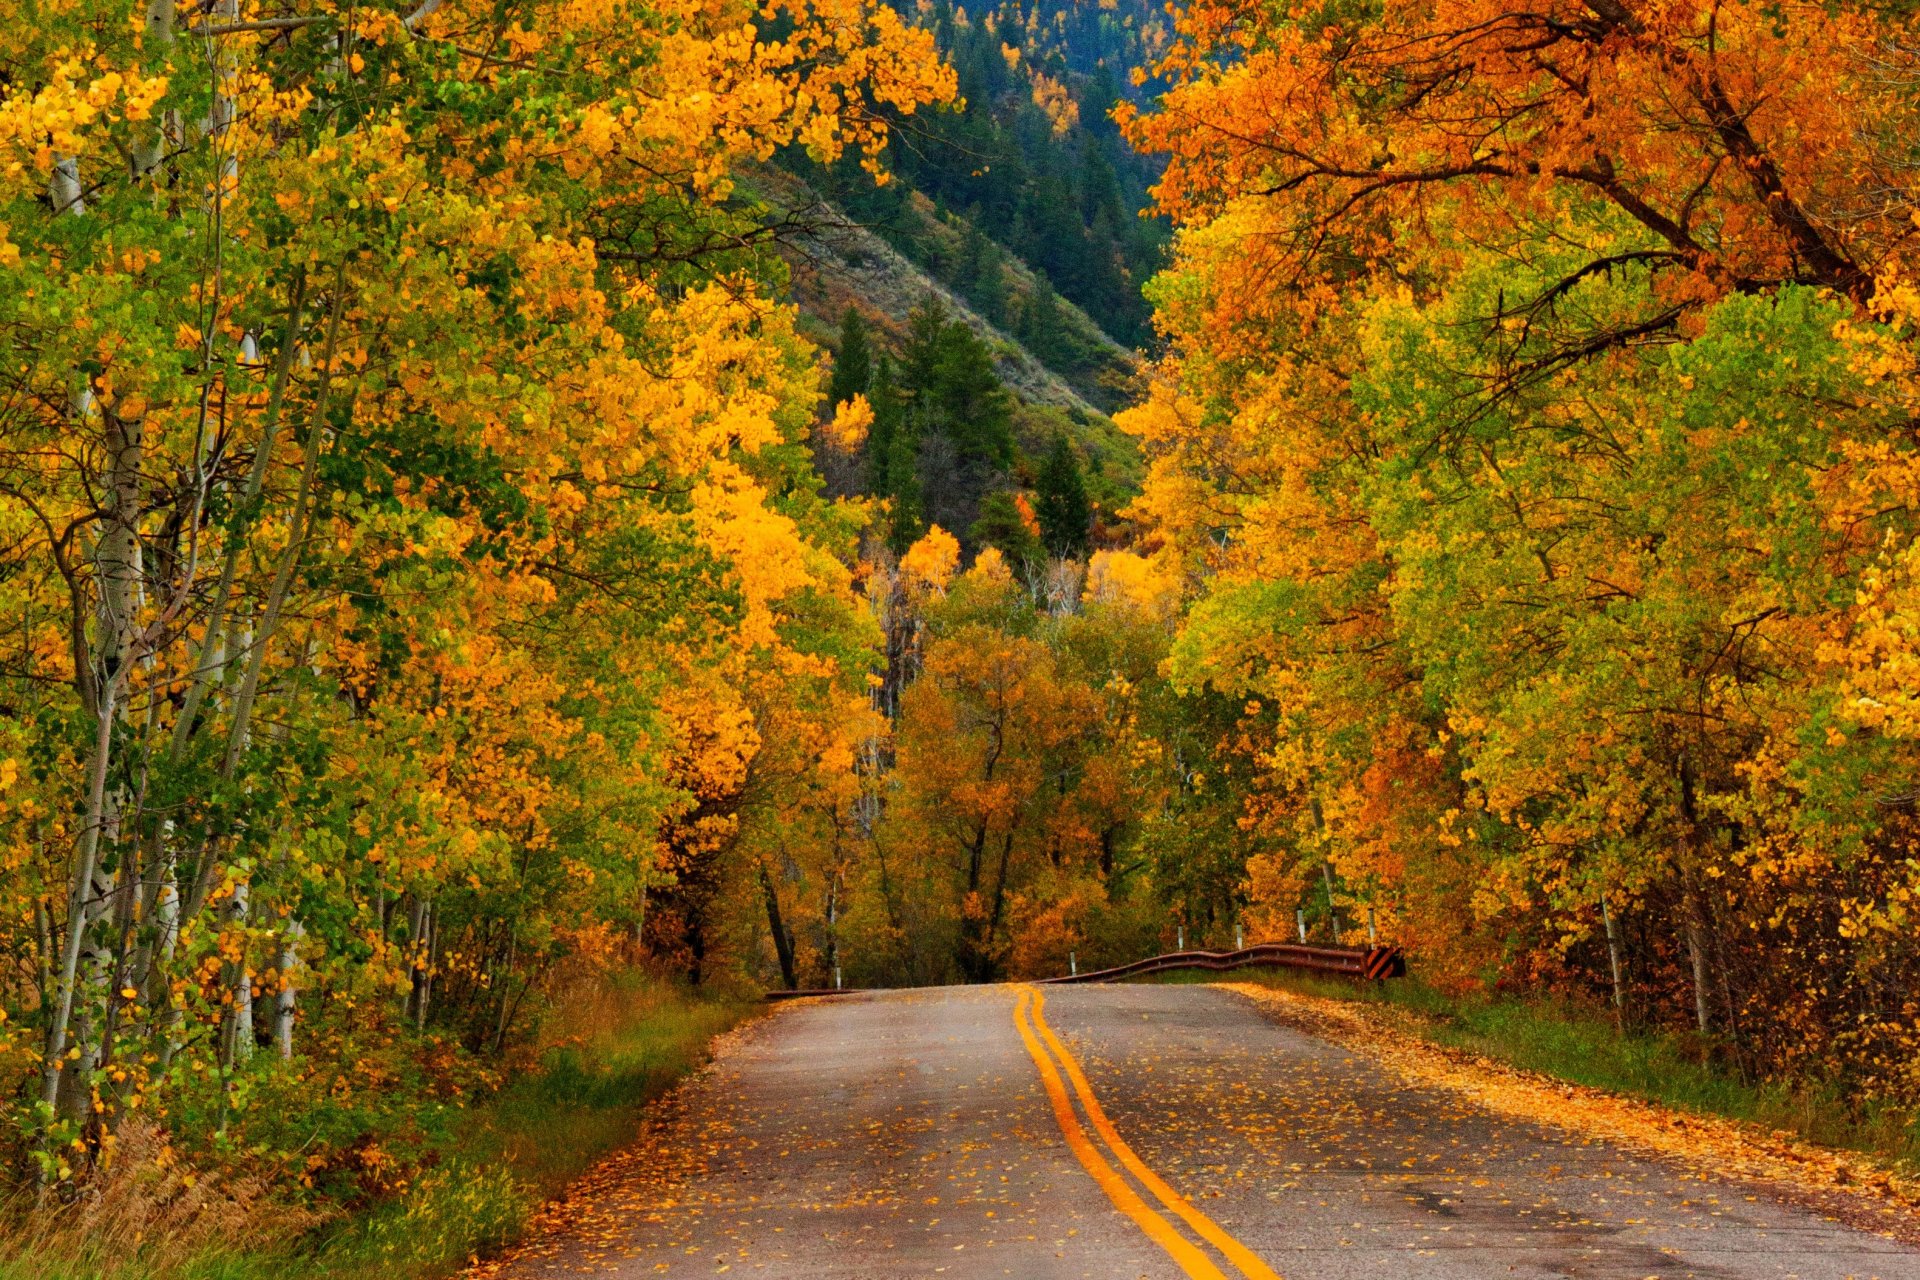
[1012,986,1231,1280]
[1021,984,1286,1280]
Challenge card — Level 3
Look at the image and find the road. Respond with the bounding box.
[481,983,1920,1280]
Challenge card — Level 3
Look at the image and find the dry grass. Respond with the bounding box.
[0,974,749,1280]
[0,1121,323,1279]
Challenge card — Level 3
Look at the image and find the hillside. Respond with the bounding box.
[756,167,1133,416]
[766,0,1169,559]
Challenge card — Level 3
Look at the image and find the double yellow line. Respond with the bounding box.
[1011,984,1283,1280]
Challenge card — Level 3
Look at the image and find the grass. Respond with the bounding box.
[0,975,753,1280]
[1159,966,1920,1173]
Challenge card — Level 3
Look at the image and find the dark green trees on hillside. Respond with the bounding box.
[828,306,872,410]
[856,299,1116,563]
[901,298,1013,469]
[970,492,1042,565]
[865,299,1016,552]
[865,356,923,552]
[810,0,1168,352]
[1035,435,1090,556]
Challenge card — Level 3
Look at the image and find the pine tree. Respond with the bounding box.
[828,306,872,410]
[865,353,899,496]
[954,222,1010,326]
[1035,435,1090,556]
[1017,279,1069,369]
[969,491,1041,566]
[865,356,924,552]
[900,297,1013,468]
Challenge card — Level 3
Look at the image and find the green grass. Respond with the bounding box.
[1163,966,1920,1173]
[1,976,752,1280]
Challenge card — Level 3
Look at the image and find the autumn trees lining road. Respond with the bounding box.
[6,0,1920,1258]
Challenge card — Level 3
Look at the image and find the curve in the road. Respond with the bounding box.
[1015,984,1284,1280]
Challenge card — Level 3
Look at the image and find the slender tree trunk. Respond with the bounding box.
[1681,877,1712,1036]
[132,0,175,175]
[759,863,797,991]
[222,880,253,1067]
[169,273,308,762]
[146,840,183,1069]
[218,279,346,779]
[1676,755,1713,1036]
[42,402,144,1120]
[1601,896,1626,1029]
[406,897,430,1025]
[273,919,303,1058]
[490,932,518,1054]
[416,907,437,1032]
[823,838,842,985]
[1321,860,1341,945]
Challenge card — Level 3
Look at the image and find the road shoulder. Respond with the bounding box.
[1216,979,1920,1249]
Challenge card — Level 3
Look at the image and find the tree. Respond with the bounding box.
[896,298,1015,544]
[0,0,953,1192]
[970,491,1043,566]
[887,606,1096,981]
[866,355,925,552]
[1016,279,1070,370]
[827,306,873,411]
[1035,435,1091,557]
[1112,0,1920,1084]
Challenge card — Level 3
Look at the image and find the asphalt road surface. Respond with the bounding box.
[486,983,1920,1280]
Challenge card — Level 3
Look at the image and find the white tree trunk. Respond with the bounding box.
[42,404,143,1121]
[50,156,84,215]
[273,918,303,1058]
[224,881,253,1066]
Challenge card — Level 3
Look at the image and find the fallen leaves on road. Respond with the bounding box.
[1217,982,1920,1244]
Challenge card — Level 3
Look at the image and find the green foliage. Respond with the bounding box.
[1035,435,1091,556]
[0,980,747,1280]
[969,491,1041,565]
[865,355,924,551]
[827,306,873,411]
[900,297,1015,468]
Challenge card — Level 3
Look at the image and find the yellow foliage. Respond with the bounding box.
[901,526,961,593]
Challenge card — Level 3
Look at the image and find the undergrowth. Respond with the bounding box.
[1163,966,1920,1174]
[0,974,750,1280]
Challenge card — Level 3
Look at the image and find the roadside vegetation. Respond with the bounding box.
[0,975,749,1280]
[1182,969,1920,1177]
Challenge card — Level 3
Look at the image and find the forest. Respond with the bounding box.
[2,0,1919,1270]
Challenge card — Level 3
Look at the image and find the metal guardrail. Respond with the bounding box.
[1037,942,1407,985]
[762,943,1406,999]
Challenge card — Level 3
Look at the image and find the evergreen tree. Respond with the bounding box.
[954,221,1010,326]
[1035,435,1091,556]
[828,306,872,410]
[969,490,1042,566]
[865,353,899,495]
[865,356,925,553]
[900,297,1013,467]
[1017,279,1069,369]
